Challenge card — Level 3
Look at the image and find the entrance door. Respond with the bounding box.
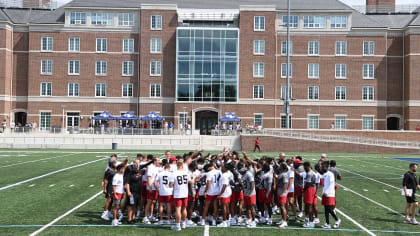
[14,112,27,126]
[195,111,218,135]
[67,112,80,132]
[387,117,400,130]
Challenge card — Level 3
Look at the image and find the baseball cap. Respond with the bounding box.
[170,156,177,161]
[293,159,302,164]
[321,153,327,158]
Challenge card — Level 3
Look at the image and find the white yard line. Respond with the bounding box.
[0,153,77,168]
[29,191,102,236]
[338,156,405,171]
[204,224,210,236]
[338,183,404,217]
[0,157,107,191]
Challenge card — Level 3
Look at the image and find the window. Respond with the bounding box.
[70,12,86,25]
[68,60,80,75]
[336,41,347,56]
[363,41,375,56]
[254,16,265,31]
[253,85,264,99]
[150,84,161,97]
[122,61,134,76]
[281,40,293,55]
[281,86,292,100]
[308,86,319,100]
[96,38,107,53]
[40,82,52,96]
[281,115,292,128]
[122,83,133,97]
[41,37,53,51]
[41,60,53,75]
[178,113,187,130]
[308,64,319,78]
[335,64,347,79]
[363,86,374,101]
[335,86,346,100]
[254,40,265,55]
[362,116,374,130]
[91,12,114,25]
[281,63,293,78]
[282,15,299,28]
[308,41,320,55]
[254,114,263,126]
[40,112,51,130]
[150,61,161,76]
[95,61,107,75]
[308,115,319,129]
[363,64,375,79]
[151,15,162,30]
[335,116,346,129]
[118,13,134,26]
[123,39,134,53]
[95,83,106,97]
[68,83,79,96]
[303,16,326,28]
[150,38,162,53]
[330,16,347,28]
[69,37,80,52]
[253,62,264,78]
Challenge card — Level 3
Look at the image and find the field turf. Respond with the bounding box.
[0,149,419,236]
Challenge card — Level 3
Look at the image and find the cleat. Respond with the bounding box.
[112,219,119,226]
[171,225,181,231]
[266,218,273,225]
[412,218,419,225]
[298,212,304,218]
[186,219,197,226]
[333,219,341,228]
[404,218,411,224]
[313,218,320,224]
[212,219,216,226]
[321,223,331,229]
[259,217,266,224]
[279,222,288,228]
[101,212,110,221]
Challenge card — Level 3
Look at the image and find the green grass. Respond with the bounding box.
[0,149,419,235]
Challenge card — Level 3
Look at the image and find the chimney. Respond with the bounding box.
[23,0,52,8]
[366,0,395,14]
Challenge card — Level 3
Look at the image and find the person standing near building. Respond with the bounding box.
[10,121,15,133]
[254,137,261,153]
[2,120,6,133]
[169,121,174,134]
[403,163,420,224]
[321,161,341,229]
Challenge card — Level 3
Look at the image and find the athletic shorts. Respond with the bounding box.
[304,187,316,204]
[406,191,417,203]
[313,196,318,205]
[172,198,188,207]
[147,190,158,201]
[244,195,256,206]
[105,189,113,199]
[220,196,231,205]
[294,186,304,197]
[158,195,173,203]
[231,191,244,202]
[205,195,218,202]
[287,192,294,198]
[321,196,336,206]
[258,189,272,204]
[128,194,140,206]
[188,195,196,202]
[277,194,287,204]
[141,181,148,197]
[113,193,124,204]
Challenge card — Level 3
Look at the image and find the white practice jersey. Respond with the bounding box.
[172,170,191,199]
[287,166,295,193]
[146,165,159,190]
[156,170,174,196]
[206,169,222,196]
[219,172,232,198]
[322,171,336,197]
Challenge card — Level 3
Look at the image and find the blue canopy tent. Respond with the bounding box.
[116,111,139,121]
[219,112,241,122]
[140,111,165,121]
[91,111,116,120]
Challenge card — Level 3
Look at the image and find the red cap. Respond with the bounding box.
[293,159,302,164]
[170,156,177,161]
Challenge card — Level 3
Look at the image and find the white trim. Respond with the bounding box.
[307,114,320,129]
[150,15,162,30]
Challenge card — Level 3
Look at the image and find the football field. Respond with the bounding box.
[0,149,420,236]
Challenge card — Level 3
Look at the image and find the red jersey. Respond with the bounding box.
[255,139,260,146]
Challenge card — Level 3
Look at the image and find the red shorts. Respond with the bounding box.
[113,193,123,200]
[320,179,324,186]
[188,195,196,202]
[172,198,188,207]
[220,196,231,204]
[147,190,158,201]
[258,190,272,204]
[277,194,287,204]
[287,192,294,198]
[158,195,172,203]
[231,191,244,202]
[304,187,316,204]
[313,196,318,205]
[295,186,304,197]
[244,195,256,206]
[321,196,336,206]
[141,181,147,197]
[205,195,218,202]
[195,191,200,199]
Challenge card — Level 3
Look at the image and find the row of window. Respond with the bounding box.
[253,62,375,79]
[40,82,161,98]
[252,85,375,101]
[253,40,375,56]
[41,60,142,76]
[254,15,348,31]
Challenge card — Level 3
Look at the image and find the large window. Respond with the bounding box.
[363,64,375,79]
[41,60,53,75]
[281,40,293,55]
[308,63,319,78]
[91,12,114,25]
[95,83,106,97]
[176,28,239,102]
[330,16,347,28]
[68,60,80,75]
[253,85,264,99]
[68,83,79,96]
[254,40,265,55]
[335,64,347,79]
[118,13,134,26]
[70,12,86,25]
[281,116,292,128]
[151,38,162,53]
[41,82,52,96]
[363,86,374,101]
[69,37,80,52]
[282,15,299,28]
[335,116,347,129]
[336,41,347,56]
[96,38,107,53]
[41,37,53,51]
[96,61,107,75]
[122,83,133,97]
[123,39,134,53]
[254,114,263,126]
[253,62,264,78]
[308,41,320,55]
[123,61,134,76]
[151,15,162,30]
[308,115,319,129]
[150,84,161,97]
[150,61,161,76]
[281,63,293,78]
[303,16,326,28]
[40,112,51,130]
[281,86,292,100]
[363,41,375,56]
[335,86,346,100]
[362,116,374,130]
[254,16,265,31]
[308,86,319,100]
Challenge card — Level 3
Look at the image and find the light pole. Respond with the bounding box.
[285,0,291,129]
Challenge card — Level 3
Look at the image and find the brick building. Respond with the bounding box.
[0,0,420,134]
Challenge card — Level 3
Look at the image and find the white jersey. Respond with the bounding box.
[220,172,232,198]
[206,169,222,196]
[170,164,177,173]
[199,172,208,196]
[112,173,124,194]
[322,171,336,197]
[172,170,191,199]
[146,165,159,190]
[287,166,295,193]
[157,171,174,196]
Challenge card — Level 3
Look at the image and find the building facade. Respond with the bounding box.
[0,0,420,133]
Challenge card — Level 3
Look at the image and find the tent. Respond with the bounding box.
[219,112,241,122]
[140,111,165,121]
[116,111,139,120]
[91,111,116,120]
